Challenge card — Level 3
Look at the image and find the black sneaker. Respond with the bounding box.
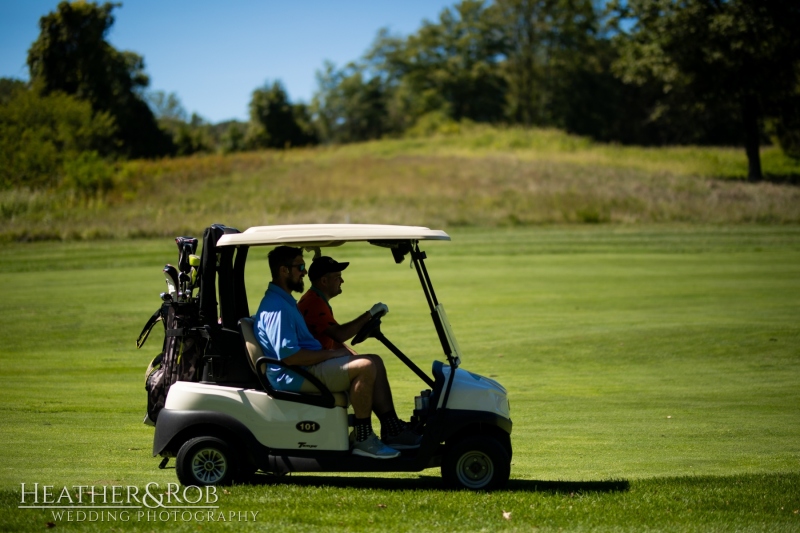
[382,428,422,450]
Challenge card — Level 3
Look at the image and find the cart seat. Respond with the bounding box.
[238,317,348,408]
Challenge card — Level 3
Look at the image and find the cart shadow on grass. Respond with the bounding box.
[242,472,630,493]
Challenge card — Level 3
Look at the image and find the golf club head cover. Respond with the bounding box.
[176,237,198,273]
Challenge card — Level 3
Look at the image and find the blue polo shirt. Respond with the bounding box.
[253,282,322,391]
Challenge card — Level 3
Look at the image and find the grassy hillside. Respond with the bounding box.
[2,126,799,242]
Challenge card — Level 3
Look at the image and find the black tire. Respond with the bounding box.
[442,436,510,491]
[176,437,236,486]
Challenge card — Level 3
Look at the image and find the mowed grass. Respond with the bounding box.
[0,226,799,531]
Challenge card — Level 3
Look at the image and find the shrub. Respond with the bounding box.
[61,151,115,196]
[405,110,463,138]
[0,88,116,189]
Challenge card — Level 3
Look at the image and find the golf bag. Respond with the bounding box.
[137,226,255,424]
[139,302,207,423]
[137,236,206,424]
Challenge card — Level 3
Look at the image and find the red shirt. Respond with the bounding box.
[297,287,343,350]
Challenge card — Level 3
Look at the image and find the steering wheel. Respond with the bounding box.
[351,311,385,346]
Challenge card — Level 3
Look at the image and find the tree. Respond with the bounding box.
[312,61,390,143]
[246,81,315,149]
[172,114,214,156]
[147,91,212,156]
[0,88,116,189]
[147,90,189,123]
[493,0,598,127]
[611,0,800,180]
[0,78,27,105]
[367,1,507,126]
[26,1,173,158]
[219,122,246,154]
[768,85,800,159]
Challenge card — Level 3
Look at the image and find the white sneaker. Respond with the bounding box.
[352,434,400,459]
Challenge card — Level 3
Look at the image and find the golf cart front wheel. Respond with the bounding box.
[442,436,510,491]
[176,437,236,486]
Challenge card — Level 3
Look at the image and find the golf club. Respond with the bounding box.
[179,272,192,299]
[163,264,179,300]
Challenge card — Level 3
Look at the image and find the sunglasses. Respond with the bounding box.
[285,263,306,272]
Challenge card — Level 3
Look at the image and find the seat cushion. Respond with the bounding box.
[239,317,348,408]
[239,317,263,374]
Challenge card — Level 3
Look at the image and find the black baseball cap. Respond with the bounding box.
[309,256,349,281]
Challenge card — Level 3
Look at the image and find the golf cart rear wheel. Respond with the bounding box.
[442,436,510,491]
[176,437,236,486]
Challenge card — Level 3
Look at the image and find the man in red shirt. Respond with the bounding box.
[297,256,378,351]
[298,256,421,450]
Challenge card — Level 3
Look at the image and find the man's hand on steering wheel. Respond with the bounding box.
[369,302,388,318]
[353,302,389,345]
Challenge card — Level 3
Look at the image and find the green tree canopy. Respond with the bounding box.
[147,90,189,123]
[494,0,598,127]
[0,78,27,105]
[146,91,213,156]
[247,81,316,149]
[312,61,390,143]
[26,1,173,159]
[611,0,800,180]
[368,0,507,126]
[0,88,116,189]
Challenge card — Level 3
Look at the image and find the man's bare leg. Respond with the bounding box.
[367,354,395,414]
[346,355,401,457]
[349,354,415,446]
[347,355,377,419]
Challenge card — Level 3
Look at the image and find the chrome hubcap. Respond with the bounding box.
[191,448,227,484]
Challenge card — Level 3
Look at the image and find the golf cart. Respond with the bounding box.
[142,224,512,490]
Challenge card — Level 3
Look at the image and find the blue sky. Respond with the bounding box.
[0,1,457,123]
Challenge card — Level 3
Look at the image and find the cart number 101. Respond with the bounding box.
[296,421,320,433]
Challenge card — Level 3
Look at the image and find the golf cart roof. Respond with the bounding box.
[216,224,450,248]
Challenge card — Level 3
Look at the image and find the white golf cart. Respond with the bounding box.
[149,224,512,490]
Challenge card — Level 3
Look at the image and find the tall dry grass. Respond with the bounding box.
[1,127,799,241]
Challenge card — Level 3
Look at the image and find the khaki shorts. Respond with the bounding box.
[300,356,351,393]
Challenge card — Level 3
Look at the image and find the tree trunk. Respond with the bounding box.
[742,93,762,182]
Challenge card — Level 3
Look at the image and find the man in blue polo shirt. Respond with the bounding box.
[254,245,415,459]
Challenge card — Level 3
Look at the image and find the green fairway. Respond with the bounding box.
[1,225,799,531]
